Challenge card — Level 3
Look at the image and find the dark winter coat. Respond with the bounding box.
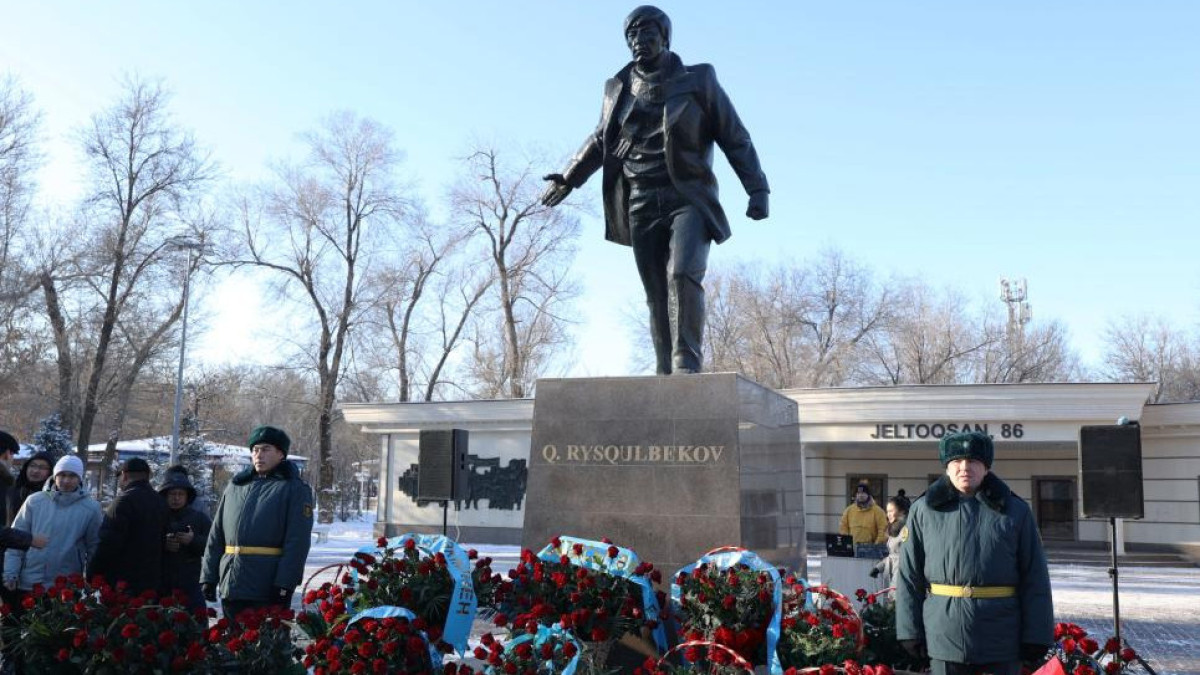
[90,478,169,594]
[201,460,313,602]
[0,465,14,576]
[159,473,212,611]
[0,466,13,529]
[560,52,769,247]
[896,473,1054,664]
[6,452,53,526]
[0,528,31,551]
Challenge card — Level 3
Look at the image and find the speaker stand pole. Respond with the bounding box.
[441,500,449,538]
[1108,516,1121,647]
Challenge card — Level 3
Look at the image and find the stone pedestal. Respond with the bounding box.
[523,373,806,575]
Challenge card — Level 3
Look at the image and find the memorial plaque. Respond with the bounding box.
[523,373,806,575]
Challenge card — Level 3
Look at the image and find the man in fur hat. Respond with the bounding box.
[201,425,313,621]
[896,431,1053,675]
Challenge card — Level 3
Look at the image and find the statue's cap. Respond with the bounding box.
[624,5,671,47]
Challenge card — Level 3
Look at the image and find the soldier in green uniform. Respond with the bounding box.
[201,425,313,621]
[896,431,1053,675]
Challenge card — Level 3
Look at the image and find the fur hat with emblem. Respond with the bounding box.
[247,425,291,456]
[938,431,994,468]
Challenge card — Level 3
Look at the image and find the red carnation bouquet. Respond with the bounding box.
[349,537,501,628]
[471,627,581,675]
[302,612,441,675]
[776,581,862,669]
[494,537,662,644]
[4,574,210,673]
[205,605,303,672]
[299,535,502,651]
[853,588,925,671]
[789,661,896,675]
[1034,622,1142,675]
[670,558,777,665]
[638,640,756,675]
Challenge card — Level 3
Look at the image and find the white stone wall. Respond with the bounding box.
[1135,405,1200,551]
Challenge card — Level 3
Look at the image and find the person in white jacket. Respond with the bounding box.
[4,455,102,593]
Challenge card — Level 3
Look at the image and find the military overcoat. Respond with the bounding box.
[896,473,1053,664]
[201,460,313,602]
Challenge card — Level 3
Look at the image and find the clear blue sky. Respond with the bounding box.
[5,1,1199,376]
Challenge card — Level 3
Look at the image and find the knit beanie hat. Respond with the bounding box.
[0,431,18,456]
[53,454,85,478]
[247,425,291,456]
[939,431,994,468]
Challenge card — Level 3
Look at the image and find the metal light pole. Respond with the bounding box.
[168,237,204,465]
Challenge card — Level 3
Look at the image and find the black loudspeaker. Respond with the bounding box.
[417,429,469,502]
[1079,424,1144,519]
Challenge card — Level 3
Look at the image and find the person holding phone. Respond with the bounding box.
[159,468,211,613]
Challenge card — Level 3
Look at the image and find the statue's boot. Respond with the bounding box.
[670,273,705,374]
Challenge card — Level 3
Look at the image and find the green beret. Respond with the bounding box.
[247,425,291,456]
[939,431,993,468]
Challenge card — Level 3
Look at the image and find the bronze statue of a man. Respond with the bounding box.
[542,5,770,375]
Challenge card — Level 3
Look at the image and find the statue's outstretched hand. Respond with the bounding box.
[747,191,769,220]
[541,174,573,207]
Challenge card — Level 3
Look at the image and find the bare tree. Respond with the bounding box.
[450,147,580,398]
[858,280,990,385]
[30,214,89,432]
[0,76,42,395]
[71,76,215,454]
[1103,314,1200,403]
[0,74,40,277]
[94,246,207,483]
[230,111,409,518]
[415,261,494,401]
[972,314,1080,384]
[787,250,891,387]
[702,249,890,388]
[361,214,480,402]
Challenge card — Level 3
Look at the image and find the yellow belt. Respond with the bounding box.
[226,545,284,556]
[929,583,1016,599]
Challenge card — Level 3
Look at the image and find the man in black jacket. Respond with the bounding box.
[541,5,769,375]
[0,432,18,529]
[90,458,169,595]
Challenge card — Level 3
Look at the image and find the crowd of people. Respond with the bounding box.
[0,425,314,671]
[0,417,1058,675]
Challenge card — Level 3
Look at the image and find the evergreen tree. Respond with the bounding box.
[31,413,73,460]
[176,413,215,509]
